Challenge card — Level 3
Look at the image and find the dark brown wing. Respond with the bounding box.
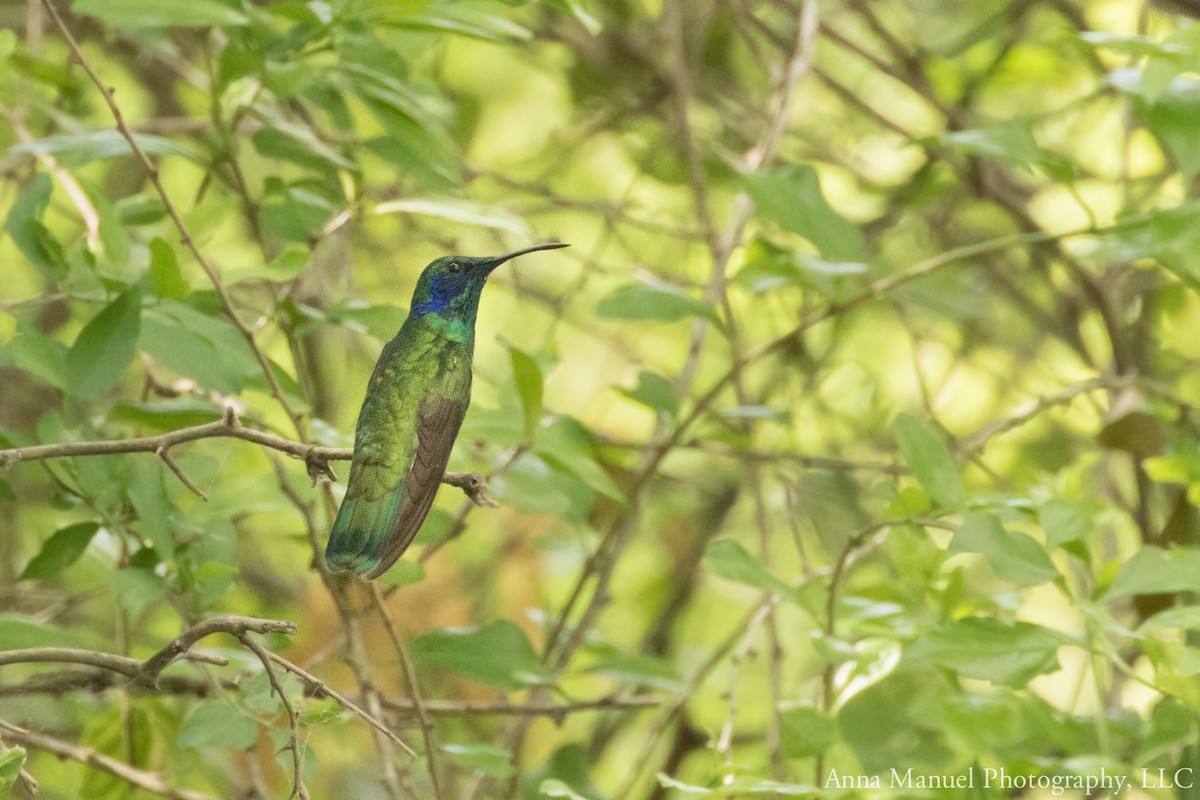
[363,393,465,579]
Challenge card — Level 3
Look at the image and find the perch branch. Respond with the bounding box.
[0,410,495,504]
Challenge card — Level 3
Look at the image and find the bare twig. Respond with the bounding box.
[238,635,310,800]
[265,652,416,755]
[0,719,218,800]
[369,584,444,800]
[137,615,296,685]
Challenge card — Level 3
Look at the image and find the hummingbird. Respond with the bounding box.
[325,242,569,579]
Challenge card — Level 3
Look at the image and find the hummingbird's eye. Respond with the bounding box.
[447,262,462,274]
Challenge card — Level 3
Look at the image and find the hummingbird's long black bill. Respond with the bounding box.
[484,242,569,271]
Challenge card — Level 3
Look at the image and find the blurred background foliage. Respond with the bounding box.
[1,0,1199,797]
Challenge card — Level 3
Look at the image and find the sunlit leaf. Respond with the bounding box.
[739,165,865,261]
[507,342,544,440]
[72,0,250,28]
[949,513,1058,587]
[893,413,965,511]
[1103,546,1200,600]
[656,774,817,796]
[373,197,531,235]
[703,539,797,601]
[8,131,206,166]
[780,705,836,758]
[0,746,26,793]
[916,618,1074,686]
[620,370,677,417]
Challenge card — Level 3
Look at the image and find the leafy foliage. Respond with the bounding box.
[1,0,1199,798]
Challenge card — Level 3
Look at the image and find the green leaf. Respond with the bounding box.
[0,746,26,793]
[739,165,865,261]
[534,417,625,502]
[442,743,515,779]
[80,705,155,800]
[6,330,69,389]
[893,413,965,511]
[1038,499,1090,549]
[139,303,254,394]
[72,0,250,28]
[948,513,1058,587]
[620,370,678,417]
[326,302,407,340]
[109,401,223,431]
[148,238,189,299]
[9,131,206,167]
[383,4,532,42]
[917,618,1074,686]
[5,173,67,279]
[939,119,1046,165]
[587,653,683,691]
[412,620,551,690]
[299,698,343,725]
[66,286,142,399]
[21,521,101,580]
[223,247,310,286]
[0,613,78,647]
[703,539,797,601]
[656,774,817,796]
[128,460,174,557]
[177,700,259,750]
[377,558,426,588]
[780,705,836,758]
[108,567,166,618]
[507,343,544,440]
[1103,546,1200,600]
[373,198,531,235]
[539,779,593,800]
[252,126,358,173]
[1079,31,1192,59]
[596,281,718,325]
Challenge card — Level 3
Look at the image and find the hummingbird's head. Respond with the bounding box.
[410,242,568,318]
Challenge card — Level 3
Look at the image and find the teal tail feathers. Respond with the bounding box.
[324,491,395,577]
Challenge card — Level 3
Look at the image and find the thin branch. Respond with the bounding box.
[369,584,443,800]
[137,615,297,685]
[238,635,310,800]
[958,375,1136,456]
[155,447,207,500]
[0,719,219,800]
[0,648,141,676]
[0,409,494,503]
[265,652,416,755]
[0,667,666,719]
